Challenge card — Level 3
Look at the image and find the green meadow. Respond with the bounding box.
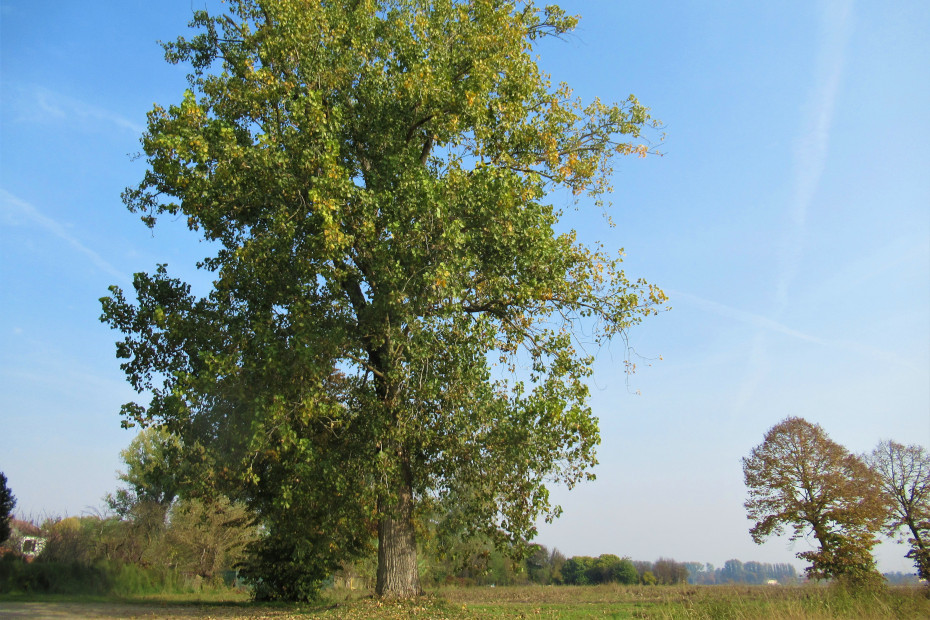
[2,584,928,619]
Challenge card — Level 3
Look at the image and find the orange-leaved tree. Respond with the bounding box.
[743,417,887,585]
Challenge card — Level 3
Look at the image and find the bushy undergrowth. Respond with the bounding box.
[0,555,109,595]
[0,554,233,597]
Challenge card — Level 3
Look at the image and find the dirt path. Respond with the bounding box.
[0,601,307,619]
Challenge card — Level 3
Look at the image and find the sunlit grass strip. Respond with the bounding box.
[2,582,928,618]
[435,583,930,619]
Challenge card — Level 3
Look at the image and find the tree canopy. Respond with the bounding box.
[105,427,183,518]
[743,417,887,584]
[101,0,664,599]
[866,440,930,580]
[0,472,15,545]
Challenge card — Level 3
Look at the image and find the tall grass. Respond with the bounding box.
[0,555,238,598]
[438,583,930,619]
[662,585,929,619]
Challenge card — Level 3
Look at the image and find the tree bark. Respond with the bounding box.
[375,457,422,598]
[905,517,930,579]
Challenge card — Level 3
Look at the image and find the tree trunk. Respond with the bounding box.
[906,518,930,579]
[375,459,421,598]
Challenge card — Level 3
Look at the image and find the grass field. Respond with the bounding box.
[1,584,928,619]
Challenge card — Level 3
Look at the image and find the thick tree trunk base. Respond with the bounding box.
[375,514,421,598]
[375,475,422,598]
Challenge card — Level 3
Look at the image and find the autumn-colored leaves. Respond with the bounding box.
[744,417,929,585]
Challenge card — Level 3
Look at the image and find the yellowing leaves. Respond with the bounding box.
[617,143,650,158]
[112,1,666,600]
[153,306,167,328]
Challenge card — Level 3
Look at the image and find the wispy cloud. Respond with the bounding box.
[3,83,144,136]
[731,332,770,415]
[775,0,855,313]
[671,289,920,372]
[0,188,129,283]
[670,290,827,345]
[733,0,855,412]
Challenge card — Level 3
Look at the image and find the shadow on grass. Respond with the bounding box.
[0,596,340,619]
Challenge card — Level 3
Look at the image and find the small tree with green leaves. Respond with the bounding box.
[743,417,887,586]
[561,556,592,585]
[106,427,183,517]
[166,496,258,582]
[104,428,257,577]
[0,472,14,545]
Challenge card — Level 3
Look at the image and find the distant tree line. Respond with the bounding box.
[883,571,923,586]
[560,555,639,585]
[341,539,772,588]
[4,420,925,597]
[684,560,798,585]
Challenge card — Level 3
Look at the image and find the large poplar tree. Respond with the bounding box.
[102,0,664,599]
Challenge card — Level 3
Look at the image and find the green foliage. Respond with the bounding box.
[234,433,374,600]
[614,558,639,585]
[548,548,566,585]
[105,427,183,518]
[0,555,111,595]
[558,554,640,585]
[523,543,556,585]
[393,536,674,590]
[238,527,333,602]
[19,500,255,593]
[535,554,667,587]
[559,556,589,585]
[166,497,258,581]
[39,516,125,566]
[1,509,252,597]
[0,554,197,597]
[101,0,664,597]
[102,429,180,570]
[418,529,524,587]
[0,472,14,545]
[98,428,260,583]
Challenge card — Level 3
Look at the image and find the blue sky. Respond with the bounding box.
[1,1,928,574]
